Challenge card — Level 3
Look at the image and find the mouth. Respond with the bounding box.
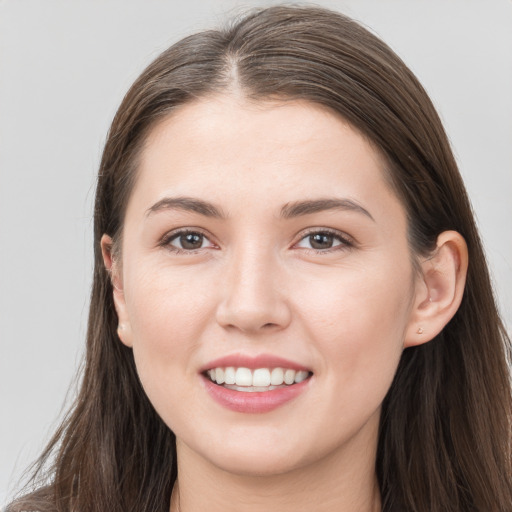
[200,354,314,412]
[203,366,313,392]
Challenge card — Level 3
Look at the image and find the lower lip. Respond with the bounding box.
[201,375,311,413]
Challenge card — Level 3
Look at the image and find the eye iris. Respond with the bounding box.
[310,233,334,249]
[180,233,203,250]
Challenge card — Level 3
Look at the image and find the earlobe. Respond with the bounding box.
[100,234,134,348]
[404,230,468,348]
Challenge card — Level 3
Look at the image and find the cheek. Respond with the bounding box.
[296,260,413,390]
[122,268,214,412]
[300,260,413,333]
[126,264,212,343]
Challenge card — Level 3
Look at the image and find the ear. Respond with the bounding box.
[404,230,468,348]
[101,234,133,348]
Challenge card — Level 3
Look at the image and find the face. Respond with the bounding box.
[109,96,422,477]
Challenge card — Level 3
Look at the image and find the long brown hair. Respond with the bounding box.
[8,6,512,511]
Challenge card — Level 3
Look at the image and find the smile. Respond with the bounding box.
[201,361,313,413]
[205,367,311,391]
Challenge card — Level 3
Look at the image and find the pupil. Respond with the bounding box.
[310,233,333,249]
[180,233,203,249]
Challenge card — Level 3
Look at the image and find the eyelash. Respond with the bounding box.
[160,228,217,255]
[295,228,354,254]
[160,228,354,255]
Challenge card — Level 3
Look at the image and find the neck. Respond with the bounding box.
[169,428,381,512]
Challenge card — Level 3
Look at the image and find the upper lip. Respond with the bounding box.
[200,353,312,373]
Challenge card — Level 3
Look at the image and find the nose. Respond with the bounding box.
[215,245,292,334]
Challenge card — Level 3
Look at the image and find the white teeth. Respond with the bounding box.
[235,367,253,386]
[206,366,311,388]
[223,385,282,392]
[224,367,236,385]
[270,367,284,385]
[253,368,271,387]
[294,370,309,383]
[215,368,225,385]
[284,369,296,385]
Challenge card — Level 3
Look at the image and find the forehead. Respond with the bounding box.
[128,95,404,224]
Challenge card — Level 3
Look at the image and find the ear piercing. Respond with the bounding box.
[417,327,424,334]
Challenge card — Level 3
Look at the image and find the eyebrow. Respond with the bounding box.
[145,196,374,222]
[146,196,226,219]
[280,198,375,221]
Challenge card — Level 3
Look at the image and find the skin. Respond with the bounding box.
[102,95,468,512]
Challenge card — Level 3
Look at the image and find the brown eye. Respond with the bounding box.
[168,231,209,251]
[309,233,335,249]
[295,230,350,252]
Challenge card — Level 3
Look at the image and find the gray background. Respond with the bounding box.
[1,0,511,504]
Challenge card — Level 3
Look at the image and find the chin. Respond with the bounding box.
[207,447,306,477]
[176,427,312,478]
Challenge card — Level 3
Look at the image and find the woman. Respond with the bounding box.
[7,5,512,512]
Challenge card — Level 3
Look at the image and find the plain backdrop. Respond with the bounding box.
[1,0,511,504]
